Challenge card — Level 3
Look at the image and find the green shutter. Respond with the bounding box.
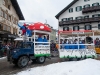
[92,15,94,17]
[85,25,86,30]
[66,18,68,21]
[90,25,92,30]
[78,26,79,30]
[98,14,100,17]
[67,27,69,31]
[80,6,82,11]
[98,24,100,29]
[62,19,63,21]
[92,4,94,6]
[63,27,65,31]
[71,8,73,12]
[73,26,75,31]
[69,9,70,12]
[68,18,70,21]
[76,7,77,11]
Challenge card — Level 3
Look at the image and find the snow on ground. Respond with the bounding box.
[15,59,100,75]
[0,57,6,60]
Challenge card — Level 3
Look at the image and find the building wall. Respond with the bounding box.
[58,0,100,31]
[50,29,56,42]
[0,0,19,35]
[59,0,100,21]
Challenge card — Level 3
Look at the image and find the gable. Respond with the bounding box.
[55,0,78,19]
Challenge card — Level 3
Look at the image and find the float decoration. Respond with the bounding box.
[18,23,32,37]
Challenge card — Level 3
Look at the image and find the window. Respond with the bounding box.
[5,13,7,19]
[84,15,89,19]
[68,17,73,21]
[98,24,100,29]
[63,27,69,31]
[62,18,67,21]
[85,25,92,30]
[69,8,73,13]
[8,15,11,21]
[76,16,83,20]
[76,6,82,12]
[29,38,31,41]
[8,5,10,10]
[84,4,90,8]
[7,26,11,32]
[3,25,7,30]
[23,43,31,49]
[73,26,79,31]
[0,10,3,17]
[84,0,90,2]
[92,14,100,17]
[92,3,99,6]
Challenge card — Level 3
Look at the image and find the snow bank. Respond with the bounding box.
[15,59,100,75]
[0,57,6,60]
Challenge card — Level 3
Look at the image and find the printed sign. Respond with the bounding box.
[59,49,96,58]
[72,32,84,34]
[35,45,50,49]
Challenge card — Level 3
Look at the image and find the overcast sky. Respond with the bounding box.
[17,0,73,29]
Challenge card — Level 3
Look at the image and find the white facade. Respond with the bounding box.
[58,0,100,31]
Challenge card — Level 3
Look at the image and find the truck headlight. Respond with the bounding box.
[14,51,17,53]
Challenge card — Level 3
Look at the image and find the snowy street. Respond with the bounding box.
[15,59,100,75]
[0,57,60,75]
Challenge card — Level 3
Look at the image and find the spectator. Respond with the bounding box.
[43,36,48,45]
[95,38,100,47]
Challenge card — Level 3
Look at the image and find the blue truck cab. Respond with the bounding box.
[7,41,49,68]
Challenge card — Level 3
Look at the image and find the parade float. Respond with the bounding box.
[7,22,51,68]
[58,30,97,60]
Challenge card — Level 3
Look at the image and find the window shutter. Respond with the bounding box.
[80,6,82,11]
[83,5,85,8]
[76,7,77,11]
[90,25,92,30]
[69,9,70,12]
[67,27,69,31]
[62,19,63,21]
[73,26,75,31]
[78,26,79,30]
[66,18,68,21]
[98,14,100,17]
[68,18,70,21]
[92,4,94,6]
[92,15,94,17]
[98,24,100,29]
[71,8,73,12]
[85,25,86,30]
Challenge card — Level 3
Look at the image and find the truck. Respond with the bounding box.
[7,23,51,68]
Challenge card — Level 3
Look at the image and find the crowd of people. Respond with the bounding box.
[0,43,14,57]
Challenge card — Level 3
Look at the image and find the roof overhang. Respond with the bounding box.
[55,0,78,19]
[10,0,25,20]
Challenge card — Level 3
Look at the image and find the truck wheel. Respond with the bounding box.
[18,56,29,68]
[37,56,45,64]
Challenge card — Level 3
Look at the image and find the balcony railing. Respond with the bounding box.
[82,5,100,13]
[59,17,100,26]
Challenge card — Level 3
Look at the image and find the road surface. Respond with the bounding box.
[0,57,61,75]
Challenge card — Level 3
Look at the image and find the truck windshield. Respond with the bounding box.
[15,42,22,48]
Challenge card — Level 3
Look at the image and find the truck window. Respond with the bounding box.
[23,43,31,49]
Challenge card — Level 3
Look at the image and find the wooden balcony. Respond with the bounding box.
[82,5,100,13]
[59,17,100,26]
